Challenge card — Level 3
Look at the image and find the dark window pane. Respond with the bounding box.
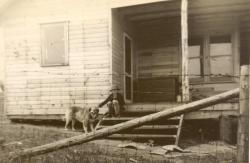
[125,36,131,74]
[240,32,250,65]
[210,35,231,43]
[125,76,131,100]
[188,37,202,46]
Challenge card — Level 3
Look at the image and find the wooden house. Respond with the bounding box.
[0,0,249,123]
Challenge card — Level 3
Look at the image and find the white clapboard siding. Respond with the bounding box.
[2,0,130,116]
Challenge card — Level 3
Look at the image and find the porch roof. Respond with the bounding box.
[115,0,250,33]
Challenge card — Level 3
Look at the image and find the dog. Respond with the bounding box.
[65,106,99,133]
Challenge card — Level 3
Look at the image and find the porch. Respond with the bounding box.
[111,0,249,106]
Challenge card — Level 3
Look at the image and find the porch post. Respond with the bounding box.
[237,65,249,163]
[180,0,189,102]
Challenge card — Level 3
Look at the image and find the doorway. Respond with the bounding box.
[124,33,133,103]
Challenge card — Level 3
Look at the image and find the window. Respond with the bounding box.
[40,22,69,66]
[209,36,233,81]
[188,38,203,82]
[188,35,233,83]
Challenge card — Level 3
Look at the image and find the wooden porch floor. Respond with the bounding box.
[7,102,238,121]
[124,102,238,119]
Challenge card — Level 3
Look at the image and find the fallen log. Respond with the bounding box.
[9,88,239,160]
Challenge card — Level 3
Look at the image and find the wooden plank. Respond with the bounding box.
[103,116,180,121]
[237,65,249,163]
[125,103,238,112]
[119,1,180,16]
[98,125,179,130]
[108,134,176,139]
[175,114,184,145]
[8,88,239,159]
[181,0,189,102]
[189,2,250,16]
[7,109,239,121]
[129,10,180,21]
[184,110,238,120]
[8,115,64,120]
[137,46,180,78]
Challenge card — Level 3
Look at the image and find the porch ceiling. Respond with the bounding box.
[117,0,180,23]
[116,0,250,32]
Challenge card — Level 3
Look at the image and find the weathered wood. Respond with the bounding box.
[138,47,180,78]
[108,134,176,139]
[3,3,111,116]
[175,114,184,145]
[98,125,179,130]
[7,108,239,121]
[237,65,249,163]
[9,88,239,159]
[181,0,189,102]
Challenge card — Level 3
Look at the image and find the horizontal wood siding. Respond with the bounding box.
[136,18,181,78]
[2,0,113,115]
[2,0,170,116]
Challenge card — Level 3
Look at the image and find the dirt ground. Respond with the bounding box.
[0,122,236,163]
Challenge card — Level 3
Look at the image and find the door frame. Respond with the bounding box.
[123,33,133,103]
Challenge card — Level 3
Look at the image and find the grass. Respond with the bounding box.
[0,122,237,163]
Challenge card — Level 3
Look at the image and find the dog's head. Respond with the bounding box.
[89,106,99,117]
[92,106,99,114]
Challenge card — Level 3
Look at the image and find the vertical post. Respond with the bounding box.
[237,65,249,163]
[181,0,189,102]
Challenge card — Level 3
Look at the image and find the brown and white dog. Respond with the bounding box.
[65,106,99,133]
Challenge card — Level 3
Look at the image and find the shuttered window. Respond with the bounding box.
[41,22,69,66]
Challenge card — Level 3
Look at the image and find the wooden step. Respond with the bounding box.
[108,134,176,139]
[102,116,181,121]
[98,125,179,130]
[124,103,181,113]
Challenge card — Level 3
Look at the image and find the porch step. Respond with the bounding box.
[102,117,180,121]
[124,103,181,114]
[97,113,184,145]
[108,134,176,139]
[98,125,179,130]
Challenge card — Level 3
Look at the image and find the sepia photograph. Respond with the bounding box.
[0,0,249,162]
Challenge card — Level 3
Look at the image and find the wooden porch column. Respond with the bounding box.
[180,0,189,102]
[237,65,249,163]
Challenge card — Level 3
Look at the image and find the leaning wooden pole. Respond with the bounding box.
[237,65,249,163]
[9,88,239,160]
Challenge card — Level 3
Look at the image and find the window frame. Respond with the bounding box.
[188,37,205,83]
[188,34,235,84]
[40,21,69,67]
[208,35,234,82]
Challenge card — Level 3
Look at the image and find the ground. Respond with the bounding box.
[0,122,236,163]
